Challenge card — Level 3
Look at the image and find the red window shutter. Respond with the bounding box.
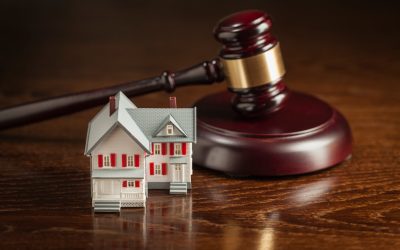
[151,143,154,155]
[134,154,140,167]
[182,143,187,155]
[162,163,167,175]
[110,153,116,167]
[162,143,167,155]
[122,180,127,188]
[97,154,103,168]
[150,162,154,175]
[135,180,140,188]
[122,154,127,167]
[170,143,174,156]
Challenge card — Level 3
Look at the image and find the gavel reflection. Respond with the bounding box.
[0,10,286,130]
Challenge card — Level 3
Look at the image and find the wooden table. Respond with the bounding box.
[0,1,399,249]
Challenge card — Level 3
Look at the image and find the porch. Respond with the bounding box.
[92,179,146,209]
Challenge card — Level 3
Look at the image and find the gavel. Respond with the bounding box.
[0,10,352,176]
[0,10,285,130]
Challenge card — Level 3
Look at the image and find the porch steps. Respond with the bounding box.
[93,200,121,213]
[169,182,188,195]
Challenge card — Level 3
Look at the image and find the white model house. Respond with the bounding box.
[84,91,196,212]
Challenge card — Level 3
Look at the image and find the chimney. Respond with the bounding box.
[169,96,177,108]
[109,96,116,116]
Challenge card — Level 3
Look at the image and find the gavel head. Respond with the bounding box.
[214,10,289,117]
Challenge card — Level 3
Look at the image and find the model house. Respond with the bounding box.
[84,91,196,212]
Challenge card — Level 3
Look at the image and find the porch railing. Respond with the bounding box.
[121,193,143,200]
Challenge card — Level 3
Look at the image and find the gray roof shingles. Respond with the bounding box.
[127,107,196,143]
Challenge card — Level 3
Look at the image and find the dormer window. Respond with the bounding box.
[152,115,187,138]
[166,125,173,135]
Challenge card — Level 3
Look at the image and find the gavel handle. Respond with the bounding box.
[0,59,224,130]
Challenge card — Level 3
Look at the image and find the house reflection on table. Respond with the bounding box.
[92,177,335,249]
[92,192,192,249]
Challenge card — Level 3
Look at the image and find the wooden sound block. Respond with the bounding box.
[193,90,352,176]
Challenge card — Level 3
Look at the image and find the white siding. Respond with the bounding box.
[146,143,193,183]
[91,126,146,174]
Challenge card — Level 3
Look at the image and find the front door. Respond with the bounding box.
[173,164,184,182]
[95,179,121,199]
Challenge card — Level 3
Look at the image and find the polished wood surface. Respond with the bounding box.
[0,1,399,249]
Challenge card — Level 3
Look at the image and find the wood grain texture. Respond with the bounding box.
[0,1,399,249]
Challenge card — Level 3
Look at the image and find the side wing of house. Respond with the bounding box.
[143,111,195,194]
[146,141,193,189]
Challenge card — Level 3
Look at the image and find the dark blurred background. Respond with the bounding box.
[1,1,399,100]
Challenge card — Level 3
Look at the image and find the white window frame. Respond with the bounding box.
[103,154,111,168]
[154,143,161,155]
[127,180,135,188]
[127,155,134,167]
[155,164,162,175]
[122,179,140,192]
[166,125,173,135]
[174,143,182,155]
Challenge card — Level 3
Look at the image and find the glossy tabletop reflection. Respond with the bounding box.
[0,1,399,249]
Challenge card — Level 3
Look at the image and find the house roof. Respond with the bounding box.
[85,91,196,155]
[127,107,196,143]
[84,92,151,155]
[152,114,188,137]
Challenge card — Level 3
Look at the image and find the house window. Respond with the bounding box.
[174,143,182,155]
[127,156,134,167]
[166,125,173,135]
[123,180,140,188]
[103,155,111,167]
[127,180,135,187]
[99,154,115,168]
[154,143,161,155]
[155,164,162,175]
